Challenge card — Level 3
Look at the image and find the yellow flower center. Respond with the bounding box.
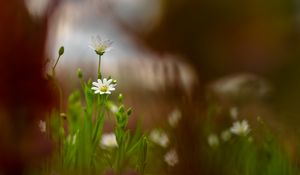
[95,46,106,55]
[100,85,108,92]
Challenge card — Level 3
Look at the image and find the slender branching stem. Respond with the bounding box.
[98,55,102,79]
[52,55,61,76]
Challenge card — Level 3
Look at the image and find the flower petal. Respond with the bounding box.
[92,82,99,87]
[106,79,112,84]
[109,87,115,91]
[102,78,107,84]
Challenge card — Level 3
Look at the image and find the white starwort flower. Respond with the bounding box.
[106,102,119,113]
[164,149,179,167]
[91,78,116,95]
[110,105,118,113]
[89,35,113,56]
[168,109,182,127]
[221,130,231,142]
[149,129,169,148]
[230,120,250,136]
[229,107,238,120]
[38,120,46,133]
[100,133,118,149]
[207,134,219,147]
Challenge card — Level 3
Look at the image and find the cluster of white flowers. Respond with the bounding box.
[230,120,250,136]
[89,36,117,96]
[168,109,182,128]
[207,120,250,148]
[89,35,113,56]
[149,129,169,148]
[91,78,116,95]
[164,148,179,167]
[100,133,118,149]
[149,128,180,166]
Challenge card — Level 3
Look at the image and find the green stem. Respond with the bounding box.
[52,55,61,76]
[97,55,101,79]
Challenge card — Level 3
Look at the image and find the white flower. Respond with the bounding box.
[229,107,238,120]
[230,120,250,136]
[89,35,113,56]
[110,105,118,113]
[168,109,182,127]
[221,130,231,142]
[207,134,219,147]
[100,133,118,149]
[38,120,46,133]
[164,149,179,166]
[91,78,116,95]
[149,129,169,148]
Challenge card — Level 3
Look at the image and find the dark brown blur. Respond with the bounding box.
[0,1,58,174]
[117,0,300,174]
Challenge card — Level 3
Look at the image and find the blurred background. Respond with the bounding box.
[1,0,300,174]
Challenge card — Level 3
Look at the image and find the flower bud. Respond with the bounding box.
[77,68,83,79]
[118,93,124,102]
[58,46,64,56]
[118,105,125,113]
[127,108,132,116]
[87,79,92,86]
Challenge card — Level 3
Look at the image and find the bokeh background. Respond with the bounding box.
[1,0,300,174]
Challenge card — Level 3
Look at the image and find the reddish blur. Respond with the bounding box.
[0,1,58,174]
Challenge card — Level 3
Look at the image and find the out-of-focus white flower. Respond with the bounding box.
[110,104,119,114]
[229,107,238,120]
[208,74,272,104]
[168,109,182,127]
[100,133,118,149]
[221,130,231,142]
[89,35,113,56]
[149,129,169,148]
[38,120,46,133]
[207,134,219,147]
[230,120,250,136]
[164,149,179,167]
[106,102,119,113]
[91,78,116,95]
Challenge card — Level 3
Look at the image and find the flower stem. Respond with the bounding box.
[52,55,61,76]
[97,55,102,79]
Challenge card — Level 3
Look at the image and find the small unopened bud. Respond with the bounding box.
[127,108,132,116]
[77,68,83,79]
[60,113,67,120]
[118,93,124,102]
[112,79,117,84]
[87,79,92,86]
[118,105,125,113]
[58,46,64,56]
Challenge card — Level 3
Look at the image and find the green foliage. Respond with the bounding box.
[41,73,149,175]
[37,45,300,175]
